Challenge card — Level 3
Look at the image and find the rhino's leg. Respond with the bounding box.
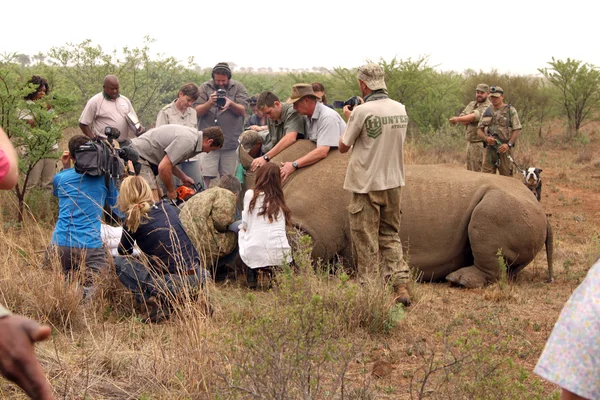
[446,191,512,288]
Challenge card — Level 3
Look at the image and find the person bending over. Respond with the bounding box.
[114,176,210,322]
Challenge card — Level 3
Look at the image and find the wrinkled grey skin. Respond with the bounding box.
[239,140,553,288]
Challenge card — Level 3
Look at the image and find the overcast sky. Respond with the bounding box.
[1,0,596,76]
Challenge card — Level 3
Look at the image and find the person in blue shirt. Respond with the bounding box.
[50,135,119,298]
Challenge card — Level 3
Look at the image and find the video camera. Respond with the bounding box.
[333,96,361,111]
[216,89,227,108]
[74,126,141,187]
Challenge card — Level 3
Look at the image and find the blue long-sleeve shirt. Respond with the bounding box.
[51,168,119,248]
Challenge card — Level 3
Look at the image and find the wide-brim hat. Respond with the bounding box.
[286,83,321,104]
[357,63,387,91]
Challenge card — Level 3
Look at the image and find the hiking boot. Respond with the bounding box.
[143,296,170,323]
[394,284,412,306]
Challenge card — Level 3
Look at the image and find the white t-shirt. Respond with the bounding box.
[238,189,292,268]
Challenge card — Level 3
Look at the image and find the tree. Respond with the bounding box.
[0,55,73,221]
[539,57,600,138]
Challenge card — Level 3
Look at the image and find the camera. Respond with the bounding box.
[216,89,227,108]
[104,126,121,142]
[333,96,361,111]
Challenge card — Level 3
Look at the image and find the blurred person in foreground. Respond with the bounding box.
[534,258,600,400]
[338,63,411,306]
[114,176,211,322]
[0,126,54,399]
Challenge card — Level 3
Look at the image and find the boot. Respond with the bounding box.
[247,268,258,289]
[394,284,411,306]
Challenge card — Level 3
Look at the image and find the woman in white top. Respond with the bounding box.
[239,163,292,286]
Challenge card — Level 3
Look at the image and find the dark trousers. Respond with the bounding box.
[114,256,209,305]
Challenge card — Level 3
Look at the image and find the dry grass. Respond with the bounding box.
[2,121,600,398]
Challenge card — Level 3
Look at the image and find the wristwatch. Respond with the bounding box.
[263,154,270,161]
[508,142,514,148]
[292,161,299,169]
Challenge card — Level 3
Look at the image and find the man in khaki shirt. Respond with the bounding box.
[339,64,411,306]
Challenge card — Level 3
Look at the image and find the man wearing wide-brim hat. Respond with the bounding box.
[338,63,412,306]
[278,83,346,182]
[449,83,491,172]
[476,86,522,176]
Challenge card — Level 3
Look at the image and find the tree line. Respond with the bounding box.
[2,38,600,218]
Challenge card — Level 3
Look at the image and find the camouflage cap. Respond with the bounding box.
[476,83,489,92]
[286,83,321,104]
[357,63,387,91]
[489,86,504,97]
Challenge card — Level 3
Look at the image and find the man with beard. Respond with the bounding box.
[449,83,491,172]
[195,63,249,189]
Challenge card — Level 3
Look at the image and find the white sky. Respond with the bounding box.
[1,0,596,76]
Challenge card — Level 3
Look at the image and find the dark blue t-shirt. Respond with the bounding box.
[118,200,199,274]
[52,168,119,248]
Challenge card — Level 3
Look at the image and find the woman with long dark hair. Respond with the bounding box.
[238,163,292,287]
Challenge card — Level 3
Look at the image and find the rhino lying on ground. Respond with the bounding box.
[239,140,553,288]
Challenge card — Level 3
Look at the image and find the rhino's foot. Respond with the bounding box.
[446,266,488,288]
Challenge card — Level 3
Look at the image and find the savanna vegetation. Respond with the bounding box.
[2,39,600,398]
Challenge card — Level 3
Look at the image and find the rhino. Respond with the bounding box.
[239,139,553,288]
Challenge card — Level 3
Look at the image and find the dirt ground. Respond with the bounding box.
[1,121,599,399]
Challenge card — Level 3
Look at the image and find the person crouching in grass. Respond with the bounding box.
[114,176,210,322]
[238,163,293,288]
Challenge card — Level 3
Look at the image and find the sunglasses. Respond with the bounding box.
[490,86,504,94]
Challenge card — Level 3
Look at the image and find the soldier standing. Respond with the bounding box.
[449,83,491,172]
[477,86,522,176]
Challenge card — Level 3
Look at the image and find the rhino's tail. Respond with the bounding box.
[545,216,554,283]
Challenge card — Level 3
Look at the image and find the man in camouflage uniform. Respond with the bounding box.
[449,83,491,172]
[477,86,522,176]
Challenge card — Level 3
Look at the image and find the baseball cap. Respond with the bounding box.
[490,86,504,97]
[357,63,387,91]
[476,83,489,92]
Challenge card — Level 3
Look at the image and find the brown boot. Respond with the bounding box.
[394,284,411,306]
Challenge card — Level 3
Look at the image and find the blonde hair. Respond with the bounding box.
[118,176,154,232]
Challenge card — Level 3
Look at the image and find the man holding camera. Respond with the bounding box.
[477,86,522,176]
[128,125,224,201]
[79,75,144,146]
[278,84,346,182]
[51,135,120,299]
[195,63,249,188]
[338,63,411,306]
[249,91,306,172]
[449,83,491,172]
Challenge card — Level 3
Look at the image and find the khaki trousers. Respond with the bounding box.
[482,147,514,176]
[466,142,483,172]
[27,158,57,190]
[348,186,410,286]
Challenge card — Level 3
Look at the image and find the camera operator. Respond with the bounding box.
[195,63,249,189]
[79,75,144,146]
[50,135,120,299]
[128,124,224,202]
